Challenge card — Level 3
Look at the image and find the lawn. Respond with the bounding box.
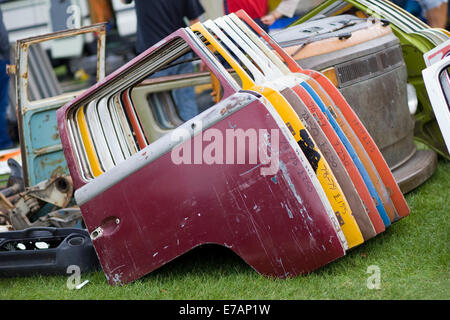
[0,160,448,300]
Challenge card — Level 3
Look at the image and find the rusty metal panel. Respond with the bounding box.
[14,24,106,188]
[57,28,347,284]
[74,94,347,285]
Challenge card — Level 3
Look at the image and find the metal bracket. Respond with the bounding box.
[6,175,78,230]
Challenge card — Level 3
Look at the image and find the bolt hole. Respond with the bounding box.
[68,237,84,246]
[56,178,69,193]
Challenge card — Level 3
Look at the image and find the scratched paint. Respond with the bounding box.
[285,205,294,219]
[57,22,354,284]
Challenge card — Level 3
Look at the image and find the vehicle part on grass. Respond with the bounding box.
[235,10,410,218]
[55,12,416,285]
[229,11,395,227]
[290,0,449,161]
[194,19,363,247]
[0,227,99,277]
[57,27,349,285]
[283,88,377,239]
[274,14,437,194]
[69,93,347,286]
[215,14,376,239]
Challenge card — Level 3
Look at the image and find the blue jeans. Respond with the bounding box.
[392,0,448,21]
[0,59,13,149]
[150,53,198,121]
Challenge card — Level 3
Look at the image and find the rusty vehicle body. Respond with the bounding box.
[13,24,106,188]
[57,27,351,285]
[0,24,107,231]
[191,20,365,248]
[0,6,421,283]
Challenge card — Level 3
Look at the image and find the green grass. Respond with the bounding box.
[0,161,448,300]
[0,174,8,188]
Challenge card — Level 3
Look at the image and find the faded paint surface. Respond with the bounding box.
[79,98,345,285]
[15,24,106,187]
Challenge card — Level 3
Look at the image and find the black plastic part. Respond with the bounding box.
[380,19,391,27]
[338,32,352,40]
[0,227,100,277]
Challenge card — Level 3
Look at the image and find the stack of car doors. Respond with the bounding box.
[272,14,439,194]
[57,11,409,286]
[290,0,450,183]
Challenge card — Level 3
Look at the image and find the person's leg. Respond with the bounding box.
[406,0,425,18]
[426,1,448,27]
[170,53,199,121]
[148,53,199,122]
[150,53,198,121]
[419,0,449,27]
[0,59,13,150]
[150,54,198,121]
[148,66,172,125]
